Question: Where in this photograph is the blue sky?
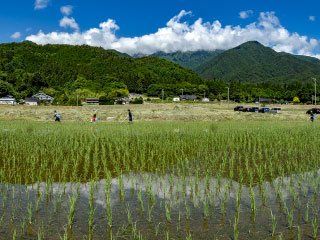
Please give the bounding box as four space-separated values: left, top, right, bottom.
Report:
1 0 320 57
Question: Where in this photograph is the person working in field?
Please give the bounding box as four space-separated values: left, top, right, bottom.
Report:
53 110 61 122
91 111 97 123
128 109 133 123
310 112 315 122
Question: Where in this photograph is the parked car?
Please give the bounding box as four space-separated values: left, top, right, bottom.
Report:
249 107 259 112
259 107 270 113
306 108 320 114
242 107 250 112
234 106 244 111
270 107 282 113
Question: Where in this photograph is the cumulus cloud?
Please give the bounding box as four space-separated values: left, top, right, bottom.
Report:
26 10 320 58
34 0 50 10
59 16 79 31
61 5 73 16
10 32 21 39
239 10 253 19
309 16 316 21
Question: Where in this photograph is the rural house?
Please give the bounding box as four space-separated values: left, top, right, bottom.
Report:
32 93 54 103
200 98 210 102
114 97 131 105
84 98 99 104
0 95 17 105
25 97 38 106
179 95 197 101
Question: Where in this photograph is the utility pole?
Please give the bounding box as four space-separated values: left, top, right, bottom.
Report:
76 92 79 107
204 90 206 98
313 78 317 108
226 87 230 109
181 89 184 96
161 89 164 103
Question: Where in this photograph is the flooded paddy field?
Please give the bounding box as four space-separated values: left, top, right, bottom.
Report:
0 121 319 239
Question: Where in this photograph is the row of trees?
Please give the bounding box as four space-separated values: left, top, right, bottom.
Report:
146 81 319 103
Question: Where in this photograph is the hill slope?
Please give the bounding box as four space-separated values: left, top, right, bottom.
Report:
152 50 223 70
0 42 204 97
195 41 320 83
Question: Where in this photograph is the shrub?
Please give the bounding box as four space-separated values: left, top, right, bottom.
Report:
99 95 114 105
132 97 144 104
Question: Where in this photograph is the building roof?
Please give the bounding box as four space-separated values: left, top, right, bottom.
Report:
86 98 99 101
179 95 197 100
0 96 16 101
257 98 273 102
32 93 54 100
25 97 38 102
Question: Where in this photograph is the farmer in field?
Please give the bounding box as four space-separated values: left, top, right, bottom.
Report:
128 109 133 123
53 110 61 122
91 111 97 123
310 112 315 122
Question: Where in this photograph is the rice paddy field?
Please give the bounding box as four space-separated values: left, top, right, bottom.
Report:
0 118 320 239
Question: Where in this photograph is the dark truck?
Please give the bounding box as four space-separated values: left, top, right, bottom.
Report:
249 107 259 112
306 108 320 114
259 107 270 113
234 106 244 111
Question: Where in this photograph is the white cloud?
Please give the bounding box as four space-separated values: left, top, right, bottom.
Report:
61 5 73 16
309 16 316 21
26 28 32 32
34 0 50 10
59 16 79 31
26 10 320 58
239 10 253 19
10 32 21 39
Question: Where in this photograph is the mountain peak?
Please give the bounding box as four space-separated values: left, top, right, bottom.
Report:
234 41 270 51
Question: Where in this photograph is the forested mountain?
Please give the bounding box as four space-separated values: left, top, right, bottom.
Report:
0 41 204 101
151 50 223 70
1 41 320 104
195 41 320 83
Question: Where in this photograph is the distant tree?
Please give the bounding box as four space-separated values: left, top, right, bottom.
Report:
0 80 14 97
293 96 300 104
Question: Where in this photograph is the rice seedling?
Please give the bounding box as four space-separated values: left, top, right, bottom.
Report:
312 216 318 239
270 210 277 237
297 226 301 240
67 192 78 229
305 203 309 224
0 120 319 239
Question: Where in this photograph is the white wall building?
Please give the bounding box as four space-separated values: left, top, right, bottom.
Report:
201 98 210 102
25 97 38 106
172 97 180 102
0 95 16 105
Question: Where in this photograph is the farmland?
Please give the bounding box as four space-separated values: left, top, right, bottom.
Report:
0 103 314 122
0 110 319 239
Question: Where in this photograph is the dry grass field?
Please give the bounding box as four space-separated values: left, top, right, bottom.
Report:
0 102 314 122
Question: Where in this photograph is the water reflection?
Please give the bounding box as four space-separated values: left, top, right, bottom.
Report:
0 170 319 239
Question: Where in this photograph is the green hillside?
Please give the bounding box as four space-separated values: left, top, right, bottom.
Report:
195 41 320 83
151 50 223 70
0 42 204 101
